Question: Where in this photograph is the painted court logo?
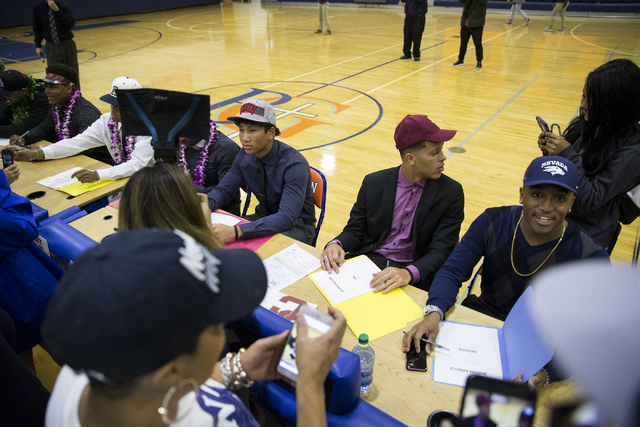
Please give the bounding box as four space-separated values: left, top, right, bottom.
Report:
541 160 567 176
201 83 383 151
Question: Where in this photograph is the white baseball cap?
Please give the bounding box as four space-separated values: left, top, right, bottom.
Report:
100 77 142 106
226 99 276 126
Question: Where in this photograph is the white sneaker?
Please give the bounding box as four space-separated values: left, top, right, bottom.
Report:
543 27 552 32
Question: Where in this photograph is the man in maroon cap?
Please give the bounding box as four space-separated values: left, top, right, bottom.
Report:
320 115 464 291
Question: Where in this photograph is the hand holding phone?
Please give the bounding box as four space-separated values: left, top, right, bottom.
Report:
2 150 14 169
277 304 337 382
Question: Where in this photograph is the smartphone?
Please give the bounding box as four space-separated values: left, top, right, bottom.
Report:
459 376 537 427
277 304 334 382
406 339 428 372
2 150 14 169
536 116 550 133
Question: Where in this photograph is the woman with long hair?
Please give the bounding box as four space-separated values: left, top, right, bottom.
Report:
538 59 640 251
118 163 223 249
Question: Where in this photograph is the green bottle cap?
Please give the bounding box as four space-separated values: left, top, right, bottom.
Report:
358 334 369 345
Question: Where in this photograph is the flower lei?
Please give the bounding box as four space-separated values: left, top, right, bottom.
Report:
108 116 137 165
178 121 218 187
9 75 41 124
53 86 81 141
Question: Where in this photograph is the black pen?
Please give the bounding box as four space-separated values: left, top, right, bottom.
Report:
403 331 450 351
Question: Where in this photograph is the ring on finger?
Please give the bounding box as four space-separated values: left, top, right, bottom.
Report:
322 255 328 260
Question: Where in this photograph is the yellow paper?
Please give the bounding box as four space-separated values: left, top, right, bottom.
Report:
59 179 114 196
336 289 424 341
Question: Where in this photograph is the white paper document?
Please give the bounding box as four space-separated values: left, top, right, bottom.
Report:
309 255 379 305
210 212 241 226
262 243 321 292
432 321 504 387
37 167 82 189
0 138 10 146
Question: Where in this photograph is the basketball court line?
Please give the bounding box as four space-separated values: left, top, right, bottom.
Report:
570 23 638 57
446 76 539 159
343 23 527 104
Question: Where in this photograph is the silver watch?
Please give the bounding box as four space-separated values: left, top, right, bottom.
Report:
423 304 444 322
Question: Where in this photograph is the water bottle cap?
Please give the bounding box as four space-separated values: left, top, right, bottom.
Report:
358 334 369 345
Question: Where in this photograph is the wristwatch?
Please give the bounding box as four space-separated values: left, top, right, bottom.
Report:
422 305 444 322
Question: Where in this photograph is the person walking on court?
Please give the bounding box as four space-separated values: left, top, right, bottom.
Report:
543 0 569 32
33 0 80 87
505 0 530 26
400 0 428 62
452 0 487 70
315 0 331 35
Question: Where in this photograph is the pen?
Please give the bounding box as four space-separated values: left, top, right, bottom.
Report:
19 130 29 139
402 331 450 351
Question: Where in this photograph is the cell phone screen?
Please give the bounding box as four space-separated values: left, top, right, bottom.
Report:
406 339 428 372
2 150 14 169
460 377 536 427
278 313 332 377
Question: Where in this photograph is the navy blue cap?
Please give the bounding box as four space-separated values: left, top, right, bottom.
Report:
523 156 579 194
42 229 267 382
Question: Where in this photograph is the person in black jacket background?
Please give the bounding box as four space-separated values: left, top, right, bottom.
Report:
400 0 428 61
33 0 80 87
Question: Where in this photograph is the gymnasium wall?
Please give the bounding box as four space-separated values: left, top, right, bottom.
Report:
1 0 220 29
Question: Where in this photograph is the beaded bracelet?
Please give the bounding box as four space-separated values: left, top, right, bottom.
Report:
220 348 253 390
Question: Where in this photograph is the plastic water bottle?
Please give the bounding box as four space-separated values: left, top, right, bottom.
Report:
352 333 375 393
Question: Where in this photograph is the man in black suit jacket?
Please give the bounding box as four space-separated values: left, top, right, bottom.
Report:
320 115 464 291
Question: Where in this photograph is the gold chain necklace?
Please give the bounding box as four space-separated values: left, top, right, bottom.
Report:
511 215 566 277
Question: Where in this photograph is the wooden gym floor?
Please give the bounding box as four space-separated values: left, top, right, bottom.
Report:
2 3 639 258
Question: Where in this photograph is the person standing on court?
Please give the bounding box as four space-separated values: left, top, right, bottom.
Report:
505 0 531 26
543 0 569 32
400 0 428 62
315 0 331 35
33 0 80 87
452 0 487 70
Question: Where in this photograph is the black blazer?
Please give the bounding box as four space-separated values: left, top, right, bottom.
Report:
335 166 464 290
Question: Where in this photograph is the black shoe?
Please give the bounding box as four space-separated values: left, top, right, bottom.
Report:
414 57 420 61
476 61 482 70
453 60 464 67
400 55 411 59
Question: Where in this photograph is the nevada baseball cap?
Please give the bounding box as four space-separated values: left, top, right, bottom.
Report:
227 99 277 126
522 156 579 194
394 115 457 150
42 229 267 382
0 70 29 96
99 76 142 106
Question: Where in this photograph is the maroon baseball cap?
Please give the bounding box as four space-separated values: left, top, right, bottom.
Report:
394 115 457 150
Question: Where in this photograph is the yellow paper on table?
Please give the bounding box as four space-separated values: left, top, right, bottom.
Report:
310 259 424 341
59 179 114 196
336 289 424 341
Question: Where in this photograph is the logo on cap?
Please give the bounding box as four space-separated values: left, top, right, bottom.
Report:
174 230 221 293
110 86 118 97
240 103 265 117
541 160 568 176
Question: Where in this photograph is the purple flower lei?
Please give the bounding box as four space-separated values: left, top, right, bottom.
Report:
53 86 81 141
108 116 137 165
178 121 218 187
